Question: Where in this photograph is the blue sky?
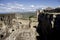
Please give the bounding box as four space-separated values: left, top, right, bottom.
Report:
0 0 60 13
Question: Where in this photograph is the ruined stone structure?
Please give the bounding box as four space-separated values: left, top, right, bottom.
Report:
1 10 60 40
0 13 38 40
0 14 15 27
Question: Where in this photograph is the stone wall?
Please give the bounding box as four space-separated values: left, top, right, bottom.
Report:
0 14 15 28
0 13 38 40
0 13 15 40
5 29 37 40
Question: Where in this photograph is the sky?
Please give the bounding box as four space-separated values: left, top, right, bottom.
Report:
0 0 60 13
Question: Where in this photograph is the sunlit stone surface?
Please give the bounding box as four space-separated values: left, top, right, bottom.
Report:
0 13 38 40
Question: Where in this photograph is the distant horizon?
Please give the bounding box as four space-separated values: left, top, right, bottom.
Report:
0 0 60 13
0 11 36 14
0 7 60 13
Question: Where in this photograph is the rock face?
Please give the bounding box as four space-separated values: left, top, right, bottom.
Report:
0 14 15 40
5 29 37 40
36 10 60 40
16 29 36 40
0 13 38 40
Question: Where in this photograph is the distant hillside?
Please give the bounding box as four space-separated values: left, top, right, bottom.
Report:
0 12 37 20
22 12 37 19
15 12 37 19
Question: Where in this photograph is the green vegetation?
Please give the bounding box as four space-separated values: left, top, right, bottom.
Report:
19 12 37 19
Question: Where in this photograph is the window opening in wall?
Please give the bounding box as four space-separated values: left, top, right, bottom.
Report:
33 26 36 28
19 22 22 24
1 18 3 21
0 35 3 38
12 29 14 31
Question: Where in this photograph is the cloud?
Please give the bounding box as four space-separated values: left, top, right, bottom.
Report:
0 2 48 13
0 3 25 12
0 4 4 6
58 6 60 7
30 5 35 8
